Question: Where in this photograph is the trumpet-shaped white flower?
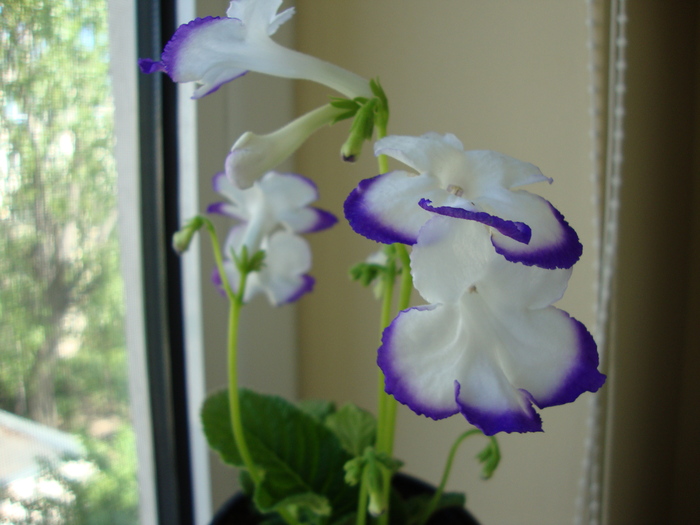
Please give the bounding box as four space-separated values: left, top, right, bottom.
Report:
139 0 371 99
345 132 582 269
209 170 336 305
378 217 605 435
226 104 344 189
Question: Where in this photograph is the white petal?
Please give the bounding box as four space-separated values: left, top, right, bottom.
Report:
374 133 466 177
411 216 494 304
257 231 313 304
465 150 551 193
257 172 318 213
477 256 572 310
226 0 294 36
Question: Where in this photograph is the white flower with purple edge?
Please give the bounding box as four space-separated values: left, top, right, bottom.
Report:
209 170 336 305
379 216 605 435
345 132 582 270
139 0 371 100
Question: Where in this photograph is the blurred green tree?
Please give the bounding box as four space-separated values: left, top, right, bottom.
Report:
0 0 125 428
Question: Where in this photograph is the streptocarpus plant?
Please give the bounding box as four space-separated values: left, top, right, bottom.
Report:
141 1 606 524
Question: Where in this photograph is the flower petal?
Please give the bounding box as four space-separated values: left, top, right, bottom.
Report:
344 172 437 245
279 207 337 234
257 231 314 304
374 133 466 176
464 150 552 192
208 172 247 220
480 190 582 269
258 172 319 212
477 256 572 310
410 216 494 304
378 304 462 420
485 305 605 409
160 16 250 98
379 298 543 434
226 0 294 36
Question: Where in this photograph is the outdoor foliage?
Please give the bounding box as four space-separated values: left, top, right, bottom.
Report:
1 0 138 522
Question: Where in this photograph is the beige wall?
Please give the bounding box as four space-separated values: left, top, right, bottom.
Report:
295 2 596 524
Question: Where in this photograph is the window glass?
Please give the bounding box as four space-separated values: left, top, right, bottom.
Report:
1 1 140 523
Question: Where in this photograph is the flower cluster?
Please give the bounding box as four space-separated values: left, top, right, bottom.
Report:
142 0 604 442
346 133 605 434
208 170 336 305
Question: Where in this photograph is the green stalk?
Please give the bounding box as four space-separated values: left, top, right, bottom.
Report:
203 219 300 525
355 472 370 525
417 430 481 525
201 218 258 482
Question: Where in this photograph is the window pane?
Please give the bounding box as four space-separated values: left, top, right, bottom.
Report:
1 1 141 523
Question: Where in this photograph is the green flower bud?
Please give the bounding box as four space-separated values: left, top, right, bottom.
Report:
172 216 205 254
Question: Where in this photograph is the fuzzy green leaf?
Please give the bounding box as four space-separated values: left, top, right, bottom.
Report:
324 403 377 457
297 399 336 422
201 389 357 518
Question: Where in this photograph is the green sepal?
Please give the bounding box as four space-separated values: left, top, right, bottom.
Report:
332 110 360 124
329 97 361 110
476 436 501 480
340 98 378 161
343 457 364 486
369 78 389 132
232 245 266 275
349 263 386 287
247 249 267 273
325 403 377 457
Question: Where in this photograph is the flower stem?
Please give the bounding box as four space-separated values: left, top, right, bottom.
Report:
226 293 261 484
418 430 482 525
203 218 300 525
355 471 370 525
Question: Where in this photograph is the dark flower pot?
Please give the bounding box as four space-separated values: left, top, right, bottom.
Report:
210 473 480 525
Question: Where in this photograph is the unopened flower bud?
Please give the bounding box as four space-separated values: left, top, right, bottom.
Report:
172 216 205 254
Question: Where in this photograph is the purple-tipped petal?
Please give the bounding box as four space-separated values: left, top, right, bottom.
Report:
456 382 543 435
419 198 532 245
344 173 436 245
206 201 239 218
278 274 315 305
302 207 338 233
379 305 461 420
533 316 606 408
138 58 166 74
485 194 582 269
144 16 250 99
